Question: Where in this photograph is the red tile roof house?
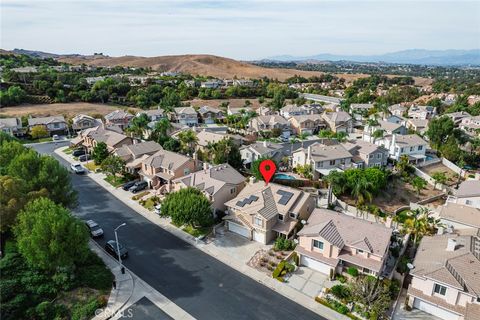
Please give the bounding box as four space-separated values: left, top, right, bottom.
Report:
295 209 392 277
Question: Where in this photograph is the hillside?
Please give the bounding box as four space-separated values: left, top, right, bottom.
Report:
57 53 369 82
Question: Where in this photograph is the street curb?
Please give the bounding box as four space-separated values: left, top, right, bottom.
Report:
55 146 346 320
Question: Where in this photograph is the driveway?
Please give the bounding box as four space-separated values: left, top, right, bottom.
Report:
32 142 325 320
285 267 328 298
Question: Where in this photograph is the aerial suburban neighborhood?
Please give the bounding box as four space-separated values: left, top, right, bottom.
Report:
1 1 480 320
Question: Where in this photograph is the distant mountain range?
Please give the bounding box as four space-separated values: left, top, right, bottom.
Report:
266 49 480 66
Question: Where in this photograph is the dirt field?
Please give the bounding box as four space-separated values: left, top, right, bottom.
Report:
421 163 459 186
0 103 139 118
340 178 444 214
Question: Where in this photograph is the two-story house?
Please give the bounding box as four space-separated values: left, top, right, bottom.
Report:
446 180 480 209
27 115 68 136
72 114 101 132
137 108 165 123
75 124 133 153
408 105 437 120
139 149 198 193
322 111 353 133
438 202 480 234
114 141 163 174
292 142 354 179
350 103 375 124
295 209 392 276
248 115 290 138
104 110 134 130
389 104 408 117
280 104 323 119
363 120 407 143
239 141 284 168
459 116 480 137
0 117 24 137
444 111 472 125
406 234 480 320
288 114 326 136
172 107 198 127
227 106 253 116
224 181 315 244
173 163 246 214
375 134 428 163
342 140 389 168
198 106 224 124
407 118 430 135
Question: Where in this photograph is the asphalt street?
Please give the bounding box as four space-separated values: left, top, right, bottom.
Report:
31 141 326 320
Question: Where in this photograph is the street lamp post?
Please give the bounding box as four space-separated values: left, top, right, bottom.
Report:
114 223 126 274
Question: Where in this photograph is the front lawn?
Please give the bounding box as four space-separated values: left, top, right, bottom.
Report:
182 225 211 238
63 147 73 154
84 162 101 172
104 175 127 187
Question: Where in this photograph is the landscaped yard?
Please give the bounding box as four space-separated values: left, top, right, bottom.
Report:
84 162 101 172
63 147 73 154
104 175 128 187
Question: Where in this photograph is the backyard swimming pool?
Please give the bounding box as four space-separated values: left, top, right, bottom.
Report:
274 173 296 180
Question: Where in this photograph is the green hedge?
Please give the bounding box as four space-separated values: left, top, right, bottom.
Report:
272 261 286 278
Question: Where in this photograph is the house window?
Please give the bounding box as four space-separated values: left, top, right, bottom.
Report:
317 162 323 168
254 217 262 226
369 154 373 159
230 187 236 194
329 160 336 165
313 240 324 250
410 147 414 152
278 214 284 221
433 284 447 296
466 200 473 205
418 145 423 151
400 148 404 153
377 153 381 159
358 249 364 254
289 212 297 219
53 123 60 128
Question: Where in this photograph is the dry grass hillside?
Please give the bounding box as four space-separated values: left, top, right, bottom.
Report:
58 54 372 82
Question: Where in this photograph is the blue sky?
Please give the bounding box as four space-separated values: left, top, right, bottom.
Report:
1 0 479 60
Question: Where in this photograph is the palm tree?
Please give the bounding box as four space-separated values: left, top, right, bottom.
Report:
351 176 373 206
150 118 172 142
128 113 150 139
411 176 427 195
372 129 385 143
178 130 198 155
404 207 442 246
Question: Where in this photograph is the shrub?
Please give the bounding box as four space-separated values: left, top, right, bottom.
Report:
275 277 285 282
330 284 351 301
284 262 295 273
274 236 296 251
272 261 286 278
291 252 299 265
347 267 359 277
336 274 347 283
71 297 101 320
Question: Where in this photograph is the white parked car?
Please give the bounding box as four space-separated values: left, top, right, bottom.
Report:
85 220 104 238
154 204 162 214
70 163 85 174
52 134 60 141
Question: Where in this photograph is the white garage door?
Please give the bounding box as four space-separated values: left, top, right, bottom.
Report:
300 256 332 275
228 222 250 238
413 298 461 320
252 230 266 243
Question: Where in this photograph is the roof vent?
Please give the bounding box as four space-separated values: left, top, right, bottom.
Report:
447 238 457 251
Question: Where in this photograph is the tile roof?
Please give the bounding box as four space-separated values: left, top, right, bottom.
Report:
342 140 385 156
174 163 245 197
305 142 353 162
240 141 283 156
455 180 480 198
387 134 428 147
115 141 162 158
0 118 21 128
439 203 480 229
225 182 311 220
254 115 289 126
298 209 392 257
28 115 66 126
323 111 352 124
174 106 197 115
411 234 480 297
143 149 193 171
196 130 227 147
198 105 222 115
104 110 133 121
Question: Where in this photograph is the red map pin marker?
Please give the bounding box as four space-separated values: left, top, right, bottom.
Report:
259 159 276 185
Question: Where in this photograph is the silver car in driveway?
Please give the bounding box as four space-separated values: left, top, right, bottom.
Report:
85 220 104 238
70 163 85 174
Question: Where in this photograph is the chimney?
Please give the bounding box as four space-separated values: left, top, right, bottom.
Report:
446 238 457 251
391 134 396 154
263 140 268 148
307 146 312 163
203 162 208 172
249 176 256 185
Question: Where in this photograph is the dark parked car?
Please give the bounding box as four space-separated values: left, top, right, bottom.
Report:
78 154 90 162
122 180 137 191
72 149 86 157
129 181 148 193
85 220 104 238
105 240 128 259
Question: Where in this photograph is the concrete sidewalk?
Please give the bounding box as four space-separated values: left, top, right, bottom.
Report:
56 147 346 320
89 240 194 320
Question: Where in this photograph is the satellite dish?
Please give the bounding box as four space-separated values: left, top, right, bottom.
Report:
407 263 415 270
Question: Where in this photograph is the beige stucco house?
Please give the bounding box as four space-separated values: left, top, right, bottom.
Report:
295 209 392 277
224 181 315 244
73 124 133 153
114 141 163 174
447 180 480 209
406 234 480 320
172 163 245 214
288 114 326 136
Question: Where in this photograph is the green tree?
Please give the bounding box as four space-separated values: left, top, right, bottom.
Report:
159 87 181 111
160 187 213 227
425 116 455 150
204 138 243 169
100 155 125 177
404 207 442 246
431 172 447 190
128 113 149 138
440 136 461 162
295 164 312 179
411 176 427 195
325 171 347 195
350 175 373 206
30 125 49 140
395 154 412 175
92 142 109 165
177 130 198 155
351 276 392 317
14 198 89 272
150 118 172 143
